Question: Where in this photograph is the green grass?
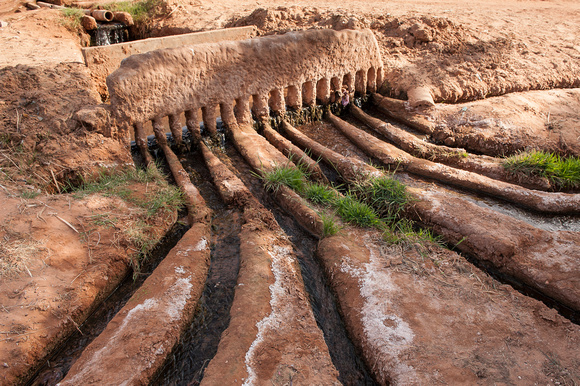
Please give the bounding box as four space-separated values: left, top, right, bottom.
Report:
304 183 337 205
260 164 307 193
335 194 381 228
20 190 40 199
104 0 164 24
503 150 580 189
60 8 85 33
72 165 183 279
320 212 341 237
259 163 439 246
350 175 409 223
73 165 183 215
384 218 442 246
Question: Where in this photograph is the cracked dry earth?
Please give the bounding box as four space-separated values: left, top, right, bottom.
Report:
1 0 580 385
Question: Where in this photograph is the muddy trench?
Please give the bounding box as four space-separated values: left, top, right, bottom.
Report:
304 107 580 323
27 221 190 385
32 98 580 385
154 143 375 384
21 26 577 386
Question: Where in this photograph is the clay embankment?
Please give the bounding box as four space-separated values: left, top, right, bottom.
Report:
0 189 175 385
59 222 211 385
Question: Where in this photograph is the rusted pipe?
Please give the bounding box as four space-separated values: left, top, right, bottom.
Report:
37 1 65 9
407 86 435 108
92 9 114 22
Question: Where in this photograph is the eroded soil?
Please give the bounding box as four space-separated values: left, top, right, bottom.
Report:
1 0 580 384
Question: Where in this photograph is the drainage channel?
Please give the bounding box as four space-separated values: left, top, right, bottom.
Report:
153 146 241 385
221 142 377 385
27 220 189 386
312 109 580 325
151 136 376 385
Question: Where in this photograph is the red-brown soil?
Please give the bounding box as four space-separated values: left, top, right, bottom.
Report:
1 0 580 384
318 228 580 385
0 188 174 384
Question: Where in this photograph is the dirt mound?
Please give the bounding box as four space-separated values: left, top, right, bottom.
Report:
0 63 131 194
226 6 373 34
227 6 580 103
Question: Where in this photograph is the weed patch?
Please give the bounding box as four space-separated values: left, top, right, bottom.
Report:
350 175 409 223
74 165 183 216
383 218 442 246
259 163 438 246
260 164 307 193
304 183 337 205
320 212 341 237
104 0 163 22
104 0 167 38
60 8 85 34
335 195 381 228
503 150 580 189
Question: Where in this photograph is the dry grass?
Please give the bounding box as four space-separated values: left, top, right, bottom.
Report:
0 236 46 278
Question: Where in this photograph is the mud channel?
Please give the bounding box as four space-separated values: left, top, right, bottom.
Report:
27 100 580 385
1 7 580 385
155 142 374 385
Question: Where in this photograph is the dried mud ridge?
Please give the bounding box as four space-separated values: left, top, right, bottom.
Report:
21 29 580 385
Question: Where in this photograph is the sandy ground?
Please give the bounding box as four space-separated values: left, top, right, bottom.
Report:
1 0 580 384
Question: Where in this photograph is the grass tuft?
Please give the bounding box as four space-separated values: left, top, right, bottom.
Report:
73 165 183 215
351 175 409 223
503 150 580 189
304 183 337 205
104 0 163 22
320 212 341 238
72 165 183 278
384 218 442 246
260 164 307 193
335 194 381 228
260 161 439 248
60 8 85 33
